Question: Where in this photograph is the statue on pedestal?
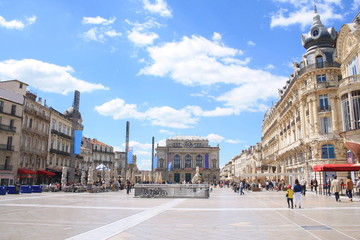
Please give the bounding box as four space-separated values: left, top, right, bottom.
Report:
192 166 201 184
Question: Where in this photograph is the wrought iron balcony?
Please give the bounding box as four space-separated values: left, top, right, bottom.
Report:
0 124 16 132
0 165 13 170
298 62 340 76
0 144 14 151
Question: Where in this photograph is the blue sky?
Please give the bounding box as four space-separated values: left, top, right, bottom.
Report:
0 0 358 170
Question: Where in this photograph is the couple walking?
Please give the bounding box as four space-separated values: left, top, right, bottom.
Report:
286 179 303 209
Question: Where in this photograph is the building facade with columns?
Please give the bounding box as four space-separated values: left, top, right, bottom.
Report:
261 7 347 185
155 136 220 183
337 13 360 164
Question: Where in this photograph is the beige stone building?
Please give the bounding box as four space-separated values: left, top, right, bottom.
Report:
262 8 347 185
47 108 73 182
19 91 51 184
337 13 360 164
155 136 220 183
0 80 27 185
233 144 262 182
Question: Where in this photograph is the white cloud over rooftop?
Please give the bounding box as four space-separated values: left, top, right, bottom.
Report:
0 59 109 95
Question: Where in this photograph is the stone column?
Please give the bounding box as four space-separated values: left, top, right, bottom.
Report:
330 95 338 133
308 100 315 134
312 98 319 133
348 92 355 130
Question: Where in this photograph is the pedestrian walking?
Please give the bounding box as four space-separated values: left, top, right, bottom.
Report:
293 179 302 208
346 176 354 202
300 177 306 196
286 185 294 209
239 180 245 195
313 178 318 194
331 176 341 202
126 179 131 194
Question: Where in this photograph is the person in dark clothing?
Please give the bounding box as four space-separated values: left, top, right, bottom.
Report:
126 180 131 194
293 179 302 208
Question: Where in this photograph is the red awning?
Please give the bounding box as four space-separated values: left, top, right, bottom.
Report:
313 164 360 172
37 170 56 176
18 169 36 175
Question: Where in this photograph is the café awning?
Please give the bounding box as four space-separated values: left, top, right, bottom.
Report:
313 164 360 172
37 170 56 176
18 169 36 175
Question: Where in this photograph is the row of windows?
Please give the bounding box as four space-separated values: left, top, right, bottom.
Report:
0 101 18 115
52 119 71 135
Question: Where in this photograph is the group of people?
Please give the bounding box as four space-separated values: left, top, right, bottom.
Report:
286 179 304 209
286 176 359 209
329 176 358 202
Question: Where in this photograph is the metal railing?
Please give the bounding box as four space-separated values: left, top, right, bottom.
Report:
0 144 14 151
0 165 13 170
298 62 340 76
0 124 16 132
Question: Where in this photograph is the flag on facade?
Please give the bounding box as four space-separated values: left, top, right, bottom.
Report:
153 156 158 169
127 148 133 164
73 130 82 154
205 154 209 169
168 153 172 171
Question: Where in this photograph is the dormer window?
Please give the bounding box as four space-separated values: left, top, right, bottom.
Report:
316 56 324 68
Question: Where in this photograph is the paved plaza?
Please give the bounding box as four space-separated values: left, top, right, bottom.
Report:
0 187 360 240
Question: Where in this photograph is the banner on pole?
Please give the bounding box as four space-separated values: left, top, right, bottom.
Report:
127 148 133 164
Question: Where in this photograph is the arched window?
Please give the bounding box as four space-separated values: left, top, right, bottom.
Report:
322 144 335 158
196 155 203 168
174 154 181 169
316 56 324 68
185 155 192 168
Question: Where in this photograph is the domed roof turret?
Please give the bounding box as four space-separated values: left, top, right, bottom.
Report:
301 4 337 51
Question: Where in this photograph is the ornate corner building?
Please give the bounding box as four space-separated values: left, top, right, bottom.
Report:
155 136 220 183
261 9 360 185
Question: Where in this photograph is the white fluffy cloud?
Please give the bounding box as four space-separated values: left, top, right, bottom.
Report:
0 15 36 30
96 33 286 128
270 0 344 29
95 98 199 129
82 16 121 43
126 19 161 46
140 34 286 112
143 0 172 18
0 59 109 95
82 16 116 25
128 30 159 46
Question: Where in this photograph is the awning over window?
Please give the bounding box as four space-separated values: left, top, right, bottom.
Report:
313 164 360 172
37 170 56 176
18 169 36 175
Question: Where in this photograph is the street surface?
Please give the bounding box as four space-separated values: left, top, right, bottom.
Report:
0 187 359 240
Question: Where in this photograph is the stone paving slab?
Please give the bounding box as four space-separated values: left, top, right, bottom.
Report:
0 188 359 240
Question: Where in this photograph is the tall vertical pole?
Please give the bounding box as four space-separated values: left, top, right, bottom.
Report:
68 90 81 184
124 121 130 180
151 137 154 172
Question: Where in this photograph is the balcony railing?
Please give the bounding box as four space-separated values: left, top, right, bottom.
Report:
93 149 114 154
339 74 360 88
24 107 50 121
298 62 340 76
318 106 331 112
50 148 70 156
0 124 16 132
0 144 14 151
51 129 72 140
0 165 13 170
